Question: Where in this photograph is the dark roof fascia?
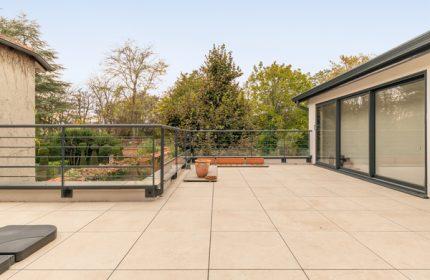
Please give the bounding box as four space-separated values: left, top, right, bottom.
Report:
292 31 430 103
0 37 53 71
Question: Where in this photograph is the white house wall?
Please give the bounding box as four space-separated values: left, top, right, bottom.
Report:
307 51 430 195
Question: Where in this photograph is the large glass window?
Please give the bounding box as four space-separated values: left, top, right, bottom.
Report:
316 102 336 166
375 79 425 187
340 94 369 173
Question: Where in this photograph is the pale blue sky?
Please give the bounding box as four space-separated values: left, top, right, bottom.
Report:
2 0 430 93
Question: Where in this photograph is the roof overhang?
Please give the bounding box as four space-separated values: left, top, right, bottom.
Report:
0 36 53 71
292 31 430 103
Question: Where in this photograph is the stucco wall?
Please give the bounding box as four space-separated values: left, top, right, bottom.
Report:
0 45 37 183
307 51 430 194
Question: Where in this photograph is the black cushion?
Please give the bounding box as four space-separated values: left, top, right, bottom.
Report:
0 225 57 261
0 255 14 274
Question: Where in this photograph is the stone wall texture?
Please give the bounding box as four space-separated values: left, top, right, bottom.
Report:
0 45 37 183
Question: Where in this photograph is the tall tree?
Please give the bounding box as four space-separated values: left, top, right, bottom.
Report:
102 40 167 124
157 71 205 128
200 44 251 130
66 88 93 124
158 44 251 130
87 76 120 124
245 62 313 130
312 54 372 85
0 14 70 123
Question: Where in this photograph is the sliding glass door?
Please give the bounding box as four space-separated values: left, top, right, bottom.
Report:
316 74 426 192
375 78 425 187
340 94 369 173
316 102 336 166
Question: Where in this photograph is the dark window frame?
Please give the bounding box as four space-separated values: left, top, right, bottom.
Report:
314 70 427 197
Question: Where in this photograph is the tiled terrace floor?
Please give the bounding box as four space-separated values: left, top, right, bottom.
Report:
1 165 430 279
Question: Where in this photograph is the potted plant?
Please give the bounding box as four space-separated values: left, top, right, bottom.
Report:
195 158 211 178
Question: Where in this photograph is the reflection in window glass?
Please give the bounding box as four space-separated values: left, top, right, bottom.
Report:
316 102 336 166
375 79 425 187
340 94 369 173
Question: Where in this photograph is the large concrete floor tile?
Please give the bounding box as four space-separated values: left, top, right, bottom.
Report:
148 210 211 232
353 232 430 269
322 211 407 232
179 182 214 188
0 211 49 227
391 195 430 212
164 197 212 210
377 210 430 231
305 270 408 279
82 210 156 232
323 185 382 197
210 232 299 269
11 232 72 269
0 270 17 280
119 231 209 269
259 197 312 211
400 270 430 280
304 197 365 211
213 197 262 210
214 187 254 198
209 270 308 280
27 232 139 269
282 231 390 269
287 185 337 197
8 270 111 280
172 186 213 198
214 181 249 188
9 202 68 211
0 203 22 211
212 210 275 231
60 202 114 211
268 210 340 232
110 201 166 211
348 197 416 211
251 187 295 197
30 210 102 232
110 270 207 280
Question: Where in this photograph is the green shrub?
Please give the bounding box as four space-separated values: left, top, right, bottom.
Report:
78 142 87 166
36 128 123 166
90 145 98 165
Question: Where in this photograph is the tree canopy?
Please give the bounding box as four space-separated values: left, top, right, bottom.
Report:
312 54 372 85
0 14 374 131
246 62 313 130
158 44 252 130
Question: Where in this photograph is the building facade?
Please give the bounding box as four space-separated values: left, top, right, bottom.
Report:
0 35 51 183
293 32 430 197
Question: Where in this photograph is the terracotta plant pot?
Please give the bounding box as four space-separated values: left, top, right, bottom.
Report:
195 159 211 178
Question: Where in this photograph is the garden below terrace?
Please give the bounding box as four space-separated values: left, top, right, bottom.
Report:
0 124 309 197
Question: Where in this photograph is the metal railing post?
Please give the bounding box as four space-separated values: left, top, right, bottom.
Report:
282 131 287 163
250 132 253 157
159 126 165 195
152 130 155 188
60 126 71 197
174 129 178 175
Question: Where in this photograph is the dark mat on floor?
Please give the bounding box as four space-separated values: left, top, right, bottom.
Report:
0 225 57 262
0 255 14 274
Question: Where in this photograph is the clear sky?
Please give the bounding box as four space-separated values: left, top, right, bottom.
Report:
2 0 430 94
